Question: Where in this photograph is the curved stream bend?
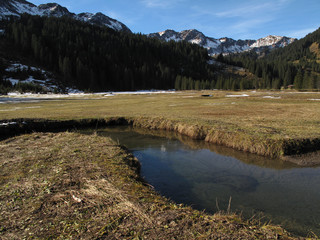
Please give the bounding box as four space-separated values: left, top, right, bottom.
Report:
85 126 320 237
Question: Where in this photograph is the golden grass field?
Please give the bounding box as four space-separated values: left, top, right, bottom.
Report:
1 90 320 160
1 90 320 139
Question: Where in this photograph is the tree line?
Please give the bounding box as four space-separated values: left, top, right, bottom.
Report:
1 14 218 91
2 14 318 92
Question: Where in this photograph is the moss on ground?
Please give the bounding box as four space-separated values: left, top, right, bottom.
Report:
0 132 298 239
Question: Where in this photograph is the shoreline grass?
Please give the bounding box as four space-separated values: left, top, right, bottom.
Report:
1 116 319 166
0 132 296 239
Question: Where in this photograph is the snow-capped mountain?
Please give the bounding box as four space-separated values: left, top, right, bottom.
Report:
0 0 131 33
0 0 42 16
75 12 130 32
38 3 73 18
250 35 295 48
149 29 296 55
0 0 295 54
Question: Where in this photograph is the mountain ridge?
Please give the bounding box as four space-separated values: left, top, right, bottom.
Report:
0 0 131 33
0 0 298 55
149 29 296 55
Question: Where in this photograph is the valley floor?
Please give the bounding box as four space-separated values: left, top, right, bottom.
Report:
1 90 319 238
1 90 320 162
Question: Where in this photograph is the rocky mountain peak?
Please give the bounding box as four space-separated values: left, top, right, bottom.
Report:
76 12 131 33
250 35 296 49
180 29 206 44
159 29 178 36
38 3 73 17
0 0 131 33
0 0 39 17
149 29 296 55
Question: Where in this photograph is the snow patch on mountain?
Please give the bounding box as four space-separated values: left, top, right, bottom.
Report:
5 63 57 91
3 62 84 93
76 12 94 21
204 39 220 49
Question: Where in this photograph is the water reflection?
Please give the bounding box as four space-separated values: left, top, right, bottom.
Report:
82 126 320 236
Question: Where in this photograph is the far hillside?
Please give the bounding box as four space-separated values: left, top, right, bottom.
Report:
1 14 318 93
221 27 320 90
0 14 267 93
0 14 220 92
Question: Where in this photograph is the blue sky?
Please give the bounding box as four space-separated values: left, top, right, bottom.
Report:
31 0 319 40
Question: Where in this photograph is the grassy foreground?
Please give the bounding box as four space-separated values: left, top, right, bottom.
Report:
0 90 320 161
0 132 296 239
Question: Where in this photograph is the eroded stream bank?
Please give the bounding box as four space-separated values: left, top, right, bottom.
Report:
1 117 320 166
83 126 320 236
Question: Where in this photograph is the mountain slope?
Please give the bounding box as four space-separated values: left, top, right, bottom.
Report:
149 29 296 55
0 0 42 16
223 27 320 89
0 0 131 33
2 14 215 92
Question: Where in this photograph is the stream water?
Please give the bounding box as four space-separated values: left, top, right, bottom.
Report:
83 126 320 236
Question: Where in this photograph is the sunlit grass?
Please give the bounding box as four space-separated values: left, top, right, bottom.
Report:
1 90 319 140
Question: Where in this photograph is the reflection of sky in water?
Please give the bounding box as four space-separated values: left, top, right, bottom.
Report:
90 127 320 236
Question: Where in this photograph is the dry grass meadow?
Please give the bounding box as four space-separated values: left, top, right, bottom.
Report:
1 90 320 140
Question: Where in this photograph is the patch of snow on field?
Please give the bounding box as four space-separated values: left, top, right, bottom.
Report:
111 90 175 95
204 102 237 106
0 90 176 103
262 96 281 99
0 122 17 126
104 93 115 97
308 99 320 101
225 94 249 98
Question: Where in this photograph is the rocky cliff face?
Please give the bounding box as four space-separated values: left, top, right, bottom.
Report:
149 29 296 55
0 0 132 33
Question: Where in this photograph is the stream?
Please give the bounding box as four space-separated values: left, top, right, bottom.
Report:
82 126 320 236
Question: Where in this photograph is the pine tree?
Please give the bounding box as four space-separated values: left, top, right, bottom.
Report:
294 70 303 90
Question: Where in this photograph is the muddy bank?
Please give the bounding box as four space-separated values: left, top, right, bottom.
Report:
1 117 319 165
